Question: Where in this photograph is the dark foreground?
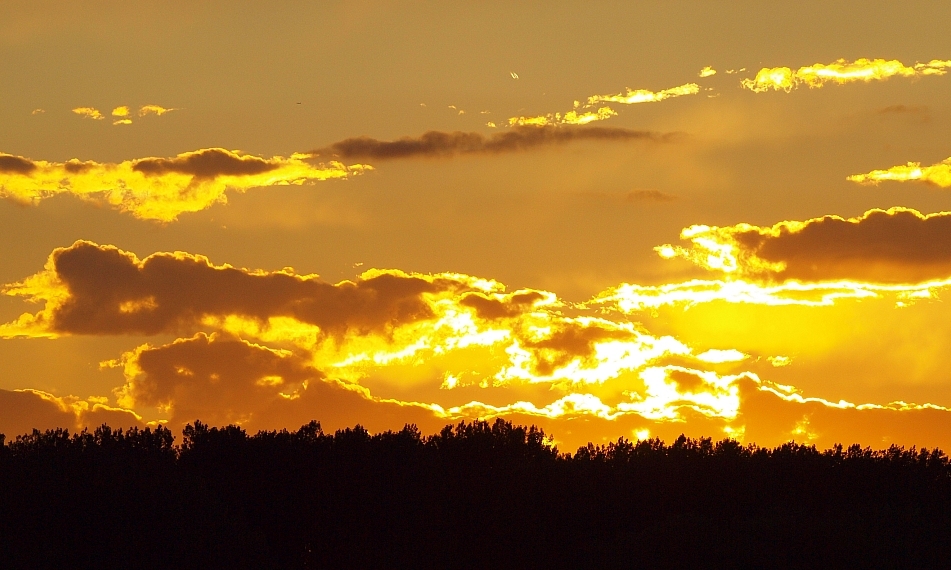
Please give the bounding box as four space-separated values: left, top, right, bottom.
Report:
1 420 949 569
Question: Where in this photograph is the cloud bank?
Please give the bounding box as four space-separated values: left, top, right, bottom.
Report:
5 241 951 450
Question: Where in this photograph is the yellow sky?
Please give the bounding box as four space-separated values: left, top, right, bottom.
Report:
3 1 951 451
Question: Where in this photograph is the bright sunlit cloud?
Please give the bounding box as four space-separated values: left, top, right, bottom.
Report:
848 157 951 188
507 81 700 127
741 58 951 93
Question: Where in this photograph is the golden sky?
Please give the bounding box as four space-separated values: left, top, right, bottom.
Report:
3 1 951 451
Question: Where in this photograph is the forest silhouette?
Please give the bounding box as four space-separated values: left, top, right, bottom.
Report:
2 419 950 569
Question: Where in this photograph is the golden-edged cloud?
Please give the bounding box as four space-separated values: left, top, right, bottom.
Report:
113 332 322 425
0 148 369 221
108 332 448 435
848 157 951 188
508 81 700 127
741 58 951 93
654 208 951 284
313 126 680 161
1 240 457 337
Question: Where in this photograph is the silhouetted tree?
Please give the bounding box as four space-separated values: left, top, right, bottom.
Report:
1 420 949 569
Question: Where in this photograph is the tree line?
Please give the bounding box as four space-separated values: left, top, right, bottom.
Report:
1 419 949 569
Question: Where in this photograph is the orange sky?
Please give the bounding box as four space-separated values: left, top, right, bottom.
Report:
3 1 951 451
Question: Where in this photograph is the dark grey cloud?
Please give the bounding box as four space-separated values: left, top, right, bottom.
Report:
312 126 682 161
132 148 280 178
0 154 37 174
39 241 474 336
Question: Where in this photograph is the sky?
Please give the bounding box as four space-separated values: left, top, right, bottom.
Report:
3 0 951 451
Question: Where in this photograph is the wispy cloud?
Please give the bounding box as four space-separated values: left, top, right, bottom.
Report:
313 126 681 161
0 148 370 221
741 58 951 93
508 81 700 127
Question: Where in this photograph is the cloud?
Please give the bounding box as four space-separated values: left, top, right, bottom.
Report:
313 126 678 161
654 207 951 284
627 189 676 202
508 81 700 127
585 82 700 106
0 153 37 174
114 332 321 425
741 58 951 93
2 240 462 337
111 106 132 125
0 388 142 438
0 148 370 221
72 107 104 120
878 104 929 116
138 105 176 117
509 107 618 127
112 332 446 433
133 148 282 177
848 157 951 188
733 375 951 451
593 278 942 313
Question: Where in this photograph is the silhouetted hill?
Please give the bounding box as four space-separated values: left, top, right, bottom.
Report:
1 420 949 569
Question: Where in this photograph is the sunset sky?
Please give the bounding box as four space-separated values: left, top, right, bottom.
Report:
3 1 951 451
